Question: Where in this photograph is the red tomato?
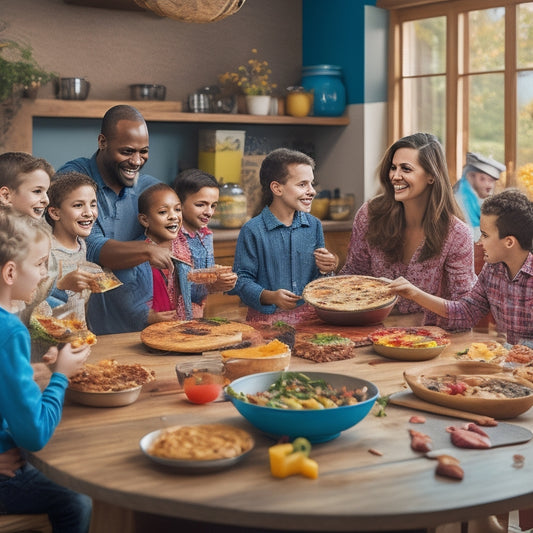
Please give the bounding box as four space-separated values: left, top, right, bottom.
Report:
183 375 222 404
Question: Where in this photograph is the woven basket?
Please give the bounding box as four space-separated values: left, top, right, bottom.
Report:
133 0 246 23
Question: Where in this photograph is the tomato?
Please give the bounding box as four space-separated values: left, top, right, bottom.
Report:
445 382 468 395
183 374 222 404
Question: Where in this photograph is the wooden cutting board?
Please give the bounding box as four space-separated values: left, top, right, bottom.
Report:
407 412 532 450
389 389 499 424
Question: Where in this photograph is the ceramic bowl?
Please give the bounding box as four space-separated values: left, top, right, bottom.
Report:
226 371 379 443
313 298 397 326
66 385 142 407
404 361 533 419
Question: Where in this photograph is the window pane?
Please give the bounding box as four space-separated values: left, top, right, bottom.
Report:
402 17 446 76
467 73 504 163
518 3 533 69
517 71 533 167
468 8 505 73
402 76 445 143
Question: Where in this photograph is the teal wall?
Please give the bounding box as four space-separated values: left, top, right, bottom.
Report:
302 0 387 105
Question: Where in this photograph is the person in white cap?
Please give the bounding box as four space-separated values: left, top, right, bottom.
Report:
453 152 506 240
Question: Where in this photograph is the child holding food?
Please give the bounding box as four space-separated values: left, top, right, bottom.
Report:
389 189 533 345
229 148 338 324
173 168 237 317
0 207 92 532
138 183 194 320
45 171 100 309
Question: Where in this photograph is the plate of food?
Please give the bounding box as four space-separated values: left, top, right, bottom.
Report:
369 327 450 361
140 423 254 473
186 265 233 284
404 361 533 419
302 275 397 326
67 359 155 407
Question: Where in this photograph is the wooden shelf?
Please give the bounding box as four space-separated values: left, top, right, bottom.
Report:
26 99 350 126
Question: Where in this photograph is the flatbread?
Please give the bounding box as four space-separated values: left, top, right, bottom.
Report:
140 319 258 353
303 275 396 312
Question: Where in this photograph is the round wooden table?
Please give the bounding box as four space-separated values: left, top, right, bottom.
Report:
29 318 533 533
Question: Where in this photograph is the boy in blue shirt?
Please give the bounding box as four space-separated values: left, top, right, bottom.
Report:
0 208 92 531
230 148 338 324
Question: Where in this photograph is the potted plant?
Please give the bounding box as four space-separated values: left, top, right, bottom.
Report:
219 49 277 115
0 37 56 145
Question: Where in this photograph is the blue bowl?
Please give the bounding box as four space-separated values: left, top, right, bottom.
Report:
226 371 379 443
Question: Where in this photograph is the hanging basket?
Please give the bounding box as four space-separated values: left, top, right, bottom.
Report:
133 0 246 23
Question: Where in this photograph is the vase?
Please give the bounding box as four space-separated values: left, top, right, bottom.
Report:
245 95 271 116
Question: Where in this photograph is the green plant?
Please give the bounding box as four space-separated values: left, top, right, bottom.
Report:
0 40 56 102
219 48 277 96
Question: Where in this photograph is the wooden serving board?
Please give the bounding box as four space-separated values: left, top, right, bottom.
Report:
407 412 532 450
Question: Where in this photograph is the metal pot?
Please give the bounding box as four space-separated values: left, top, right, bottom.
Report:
129 84 166 101
56 78 90 100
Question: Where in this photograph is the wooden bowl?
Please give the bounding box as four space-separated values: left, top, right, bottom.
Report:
404 362 533 419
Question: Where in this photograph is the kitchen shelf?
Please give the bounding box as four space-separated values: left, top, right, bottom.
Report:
26 99 350 126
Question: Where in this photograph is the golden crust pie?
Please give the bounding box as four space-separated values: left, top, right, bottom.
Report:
69 359 155 392
140 319 259 353
148 424 254 461
303 275 396 312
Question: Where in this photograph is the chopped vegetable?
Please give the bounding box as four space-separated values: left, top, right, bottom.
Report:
269 438 318 479
226 372 369 409
309 333 353 346
374 395 389 417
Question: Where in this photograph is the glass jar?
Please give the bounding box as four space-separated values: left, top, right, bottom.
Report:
301 65 346 117
285 86 313 117
210 183 248 229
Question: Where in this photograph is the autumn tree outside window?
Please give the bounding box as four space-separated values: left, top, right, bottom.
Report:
382 0 533 187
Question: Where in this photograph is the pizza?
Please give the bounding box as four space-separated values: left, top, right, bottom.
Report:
69 359 155 392
87 270 122 293
140 318 260 353
369 327 450 349
302 275 396 312
148 424 254 461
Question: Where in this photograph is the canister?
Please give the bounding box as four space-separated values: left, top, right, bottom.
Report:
210 183 248 229
285 86 313 117
301 65 346 117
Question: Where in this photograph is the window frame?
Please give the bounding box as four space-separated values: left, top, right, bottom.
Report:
382 0 526 183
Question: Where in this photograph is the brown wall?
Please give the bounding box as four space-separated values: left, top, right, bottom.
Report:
1 0 302 103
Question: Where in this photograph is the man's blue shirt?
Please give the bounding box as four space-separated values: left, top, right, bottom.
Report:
57 153 160 333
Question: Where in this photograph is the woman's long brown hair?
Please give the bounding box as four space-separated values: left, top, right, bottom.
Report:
366 132 464 263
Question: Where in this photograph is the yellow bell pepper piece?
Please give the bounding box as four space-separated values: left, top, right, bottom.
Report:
268 443 319 479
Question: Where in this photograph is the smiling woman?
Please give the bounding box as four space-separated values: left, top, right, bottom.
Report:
339 132 476 329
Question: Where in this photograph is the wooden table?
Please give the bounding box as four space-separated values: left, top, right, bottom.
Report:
29 318 533 533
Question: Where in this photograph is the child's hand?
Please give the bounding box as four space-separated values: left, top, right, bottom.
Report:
0 447 25 478
147 309 178 325
42 345 59 366
388 276 419 300
261 289 301 310
314 248 338 274
57 269 97 293
209 271 238 293
55 343 91 378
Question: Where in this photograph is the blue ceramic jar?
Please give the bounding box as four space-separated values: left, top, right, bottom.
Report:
301 65 346 117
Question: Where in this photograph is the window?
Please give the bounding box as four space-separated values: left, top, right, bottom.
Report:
384 0 533 186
